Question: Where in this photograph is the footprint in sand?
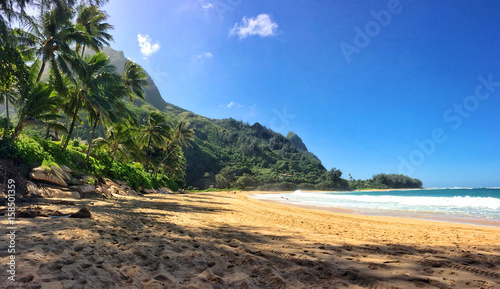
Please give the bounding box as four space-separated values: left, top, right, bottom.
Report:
18 275 34 283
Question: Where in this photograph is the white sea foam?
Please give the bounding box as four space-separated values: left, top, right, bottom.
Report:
253 189 500 220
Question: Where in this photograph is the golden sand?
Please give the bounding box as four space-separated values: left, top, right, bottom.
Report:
1 191 499 288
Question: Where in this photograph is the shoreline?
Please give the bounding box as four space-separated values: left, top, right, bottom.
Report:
2 191 499 288
247 190 500 228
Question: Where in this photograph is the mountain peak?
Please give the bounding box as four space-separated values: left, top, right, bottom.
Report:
286 131 308 152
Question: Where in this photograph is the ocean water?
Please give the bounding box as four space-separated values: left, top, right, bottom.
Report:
252 188 500 226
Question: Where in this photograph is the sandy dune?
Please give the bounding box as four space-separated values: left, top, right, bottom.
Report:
1 191 500 288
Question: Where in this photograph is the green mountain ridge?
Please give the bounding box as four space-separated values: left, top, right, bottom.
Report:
103 47 330 189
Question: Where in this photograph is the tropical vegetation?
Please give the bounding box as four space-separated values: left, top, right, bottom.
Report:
0 0 192 190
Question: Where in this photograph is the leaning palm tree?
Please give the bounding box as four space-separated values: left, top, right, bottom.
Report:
138 112 171 170
153 119 194 176
12 82 62 140
62 52 121 152
84 91 136 162
75 4 113 57
17 3 86 83
84 60 148 161
122 59 148 102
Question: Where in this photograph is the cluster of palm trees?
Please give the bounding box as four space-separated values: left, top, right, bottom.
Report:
1 0 194 181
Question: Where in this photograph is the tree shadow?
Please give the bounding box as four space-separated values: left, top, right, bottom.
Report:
2 193 499 289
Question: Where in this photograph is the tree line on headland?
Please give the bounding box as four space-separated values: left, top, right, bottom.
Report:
0 0 423 192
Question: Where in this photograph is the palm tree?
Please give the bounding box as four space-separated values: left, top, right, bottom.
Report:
0 89 17 129
75 4 113 58
122 59 148 102
84 59 147 162
1 27 29 130
139 112 171 170
93 125 142 162
12 82 62 140
153 119 194 176
61 52 120 152
17 2 86 83
172 119 195 148
84 92 136 162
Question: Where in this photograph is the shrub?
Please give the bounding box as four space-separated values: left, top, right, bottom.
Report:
14 135 50 165
297 182 316 190
234 175 255 190
277 181 297 191
5 133 179 191
0 137 16 159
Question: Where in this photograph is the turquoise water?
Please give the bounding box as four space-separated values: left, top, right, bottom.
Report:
253 188 500 226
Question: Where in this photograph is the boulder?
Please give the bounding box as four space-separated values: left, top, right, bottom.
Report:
142 188 157 194
115 180 128 186
50 165 71 181
60 165 73 173
70 207 91 218
96 186 111 198
124 189 138 196
69 185 96 194
26 181 40 195
158 187 173 194
109 185 119 194
30 167 68 187
40 186 81 199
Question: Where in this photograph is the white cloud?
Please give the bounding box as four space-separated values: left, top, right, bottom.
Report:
193 52 213 62
229 14 278 39
227 101 234 108
200 52 213 59
202 3 214 9
137 34 160 59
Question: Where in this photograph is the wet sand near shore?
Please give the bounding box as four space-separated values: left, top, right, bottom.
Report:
1 191 499 288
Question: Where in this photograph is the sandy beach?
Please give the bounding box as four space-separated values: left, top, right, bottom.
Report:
1 191 500 289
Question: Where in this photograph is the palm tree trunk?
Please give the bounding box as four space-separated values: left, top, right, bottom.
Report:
86 117 99 163
62 102 81 152
61 115 70 145
4 95 9 129
45 126 50 139
153 143 176 176
36 61 46 83
81 45 86 58
146 135 153 172
12 122 23 140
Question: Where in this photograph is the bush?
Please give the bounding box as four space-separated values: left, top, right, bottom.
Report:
5 133 180 191
276 181 297 191
215 174 228 189
14 135 51 165
0 137 16 158
297 182 316 190
234 175 255 190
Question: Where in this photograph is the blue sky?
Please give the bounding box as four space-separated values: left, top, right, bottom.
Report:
102 0 500 188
